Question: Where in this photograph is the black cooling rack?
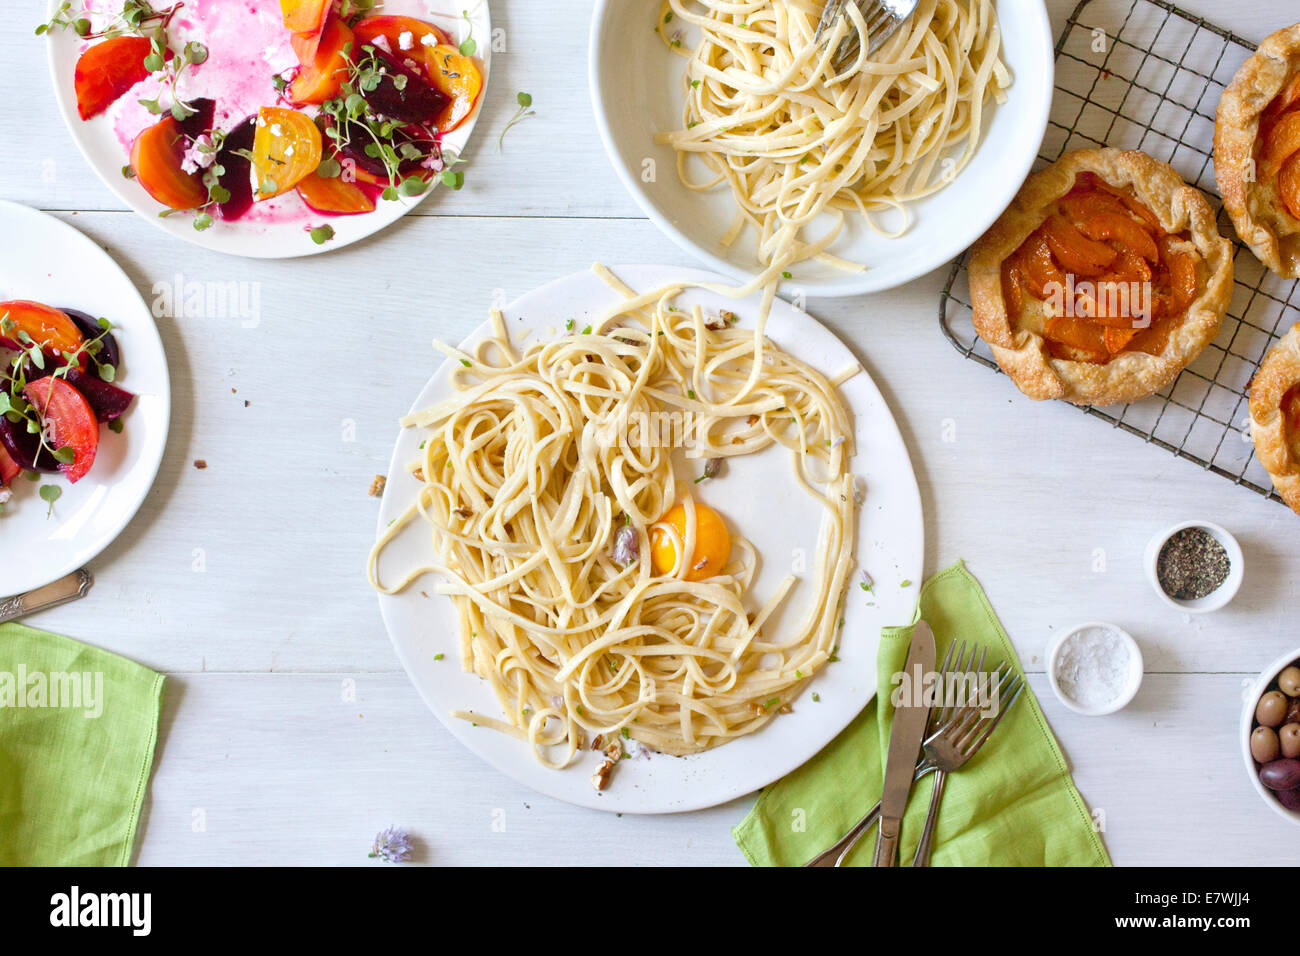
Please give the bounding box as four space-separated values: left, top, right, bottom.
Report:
939 0 1298 504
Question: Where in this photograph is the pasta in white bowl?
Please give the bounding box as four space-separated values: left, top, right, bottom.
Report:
589 0 1054 296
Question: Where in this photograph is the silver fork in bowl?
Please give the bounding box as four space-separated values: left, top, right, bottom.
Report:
813 0 920 70
803 636 970 868
910 659 1025 867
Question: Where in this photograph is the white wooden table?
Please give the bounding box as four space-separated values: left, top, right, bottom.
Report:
4 0 1298 866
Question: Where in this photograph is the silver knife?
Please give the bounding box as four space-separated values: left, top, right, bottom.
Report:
872 619 936 867
0 570 94 624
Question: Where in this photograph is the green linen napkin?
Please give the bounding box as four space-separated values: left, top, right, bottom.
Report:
0 623 164 866
734 561 1110 867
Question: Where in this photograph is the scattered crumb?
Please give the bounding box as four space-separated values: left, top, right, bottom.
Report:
193 459 207 470
369 475 387 497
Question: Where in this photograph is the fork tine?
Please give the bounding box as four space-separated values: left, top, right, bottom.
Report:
934 639 963 727
927 639 956 731
963 676 1026 757
865 16 906 57
953 662 1014 751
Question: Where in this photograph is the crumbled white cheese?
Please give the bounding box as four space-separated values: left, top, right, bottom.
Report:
371 34 392 53
398 30 414 51
270 123 283 137
420 32 437 47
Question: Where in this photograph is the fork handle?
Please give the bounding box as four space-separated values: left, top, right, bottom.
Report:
803 801 881 867
801 764 933 867
910 769 948 867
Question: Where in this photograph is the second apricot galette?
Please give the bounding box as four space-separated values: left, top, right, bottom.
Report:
1215 20 1300 278
969 148 1234 406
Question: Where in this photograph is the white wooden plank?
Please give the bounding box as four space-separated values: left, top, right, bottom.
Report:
131 672 1297 865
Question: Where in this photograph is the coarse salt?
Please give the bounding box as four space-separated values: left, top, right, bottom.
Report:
1053 626 1132 709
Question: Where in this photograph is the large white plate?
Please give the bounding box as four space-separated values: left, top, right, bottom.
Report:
0 201 170 597
45 0 491 259
588 0 1054 297
373 265 924 813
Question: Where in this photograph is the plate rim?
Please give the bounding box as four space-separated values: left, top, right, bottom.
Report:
43 0 492 260
0 199 172 597
586 0 1055 297
373 264 925 813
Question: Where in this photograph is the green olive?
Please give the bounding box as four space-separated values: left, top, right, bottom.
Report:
1280 666 1300 698
1252 725 1281 763
1280 724 1300 760
1258 691 1289 728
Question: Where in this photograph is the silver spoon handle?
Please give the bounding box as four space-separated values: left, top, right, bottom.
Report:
0 570 94 624
910 769 948 867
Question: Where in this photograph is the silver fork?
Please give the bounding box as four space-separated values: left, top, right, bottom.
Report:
813 0 920 70
803 636 970 868
910 659 1025 867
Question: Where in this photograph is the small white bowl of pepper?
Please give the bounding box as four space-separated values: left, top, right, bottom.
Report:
1144 521 1243 614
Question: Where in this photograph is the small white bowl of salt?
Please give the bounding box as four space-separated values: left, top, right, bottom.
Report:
1046 622 1144 716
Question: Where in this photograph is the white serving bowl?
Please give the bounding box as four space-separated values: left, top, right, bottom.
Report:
588 0 1055 297
1045 622 1143 717
1143 521 1244 614
1240 648 1300 827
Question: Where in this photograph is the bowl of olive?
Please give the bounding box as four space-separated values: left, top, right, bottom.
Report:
1243 650 1300 824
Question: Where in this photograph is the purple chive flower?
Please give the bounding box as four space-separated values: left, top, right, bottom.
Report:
613 524 639 566
370 826 414 863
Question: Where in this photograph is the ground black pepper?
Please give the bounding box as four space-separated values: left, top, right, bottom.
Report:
1157 528 1230 601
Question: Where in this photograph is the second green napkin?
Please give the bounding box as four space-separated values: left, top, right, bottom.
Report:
0 622 164 866
733 561 1110 867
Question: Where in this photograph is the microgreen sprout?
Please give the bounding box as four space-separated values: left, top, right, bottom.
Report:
37 0 181 40
497 92 535 152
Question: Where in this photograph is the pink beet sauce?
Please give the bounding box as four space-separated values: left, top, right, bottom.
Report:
97 0 319 224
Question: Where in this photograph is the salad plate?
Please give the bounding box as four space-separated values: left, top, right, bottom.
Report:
372 265 925 813
0 201 169 597
44 0 491 258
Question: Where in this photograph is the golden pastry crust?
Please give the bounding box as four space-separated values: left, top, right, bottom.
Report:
1249 322 1300 514
1215 21 1300 278
969 148 1234 406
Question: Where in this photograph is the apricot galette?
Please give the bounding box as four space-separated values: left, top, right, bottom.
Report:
969 149 1234 406
1250 322 1300 515
1215 21 1300 278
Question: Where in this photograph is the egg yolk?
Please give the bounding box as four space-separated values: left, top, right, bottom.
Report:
650 501 732 581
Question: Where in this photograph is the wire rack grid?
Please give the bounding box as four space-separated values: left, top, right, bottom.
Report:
939 0 1299 505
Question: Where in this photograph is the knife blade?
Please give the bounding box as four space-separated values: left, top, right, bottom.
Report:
0 570 94 624
872 619 936 866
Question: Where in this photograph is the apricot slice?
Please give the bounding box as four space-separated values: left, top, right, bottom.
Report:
1042 215 1116 276
1044 339 1110 365
1260 112 1300 183
1019 234 1066 299
1080 211 1159 262
1158 236 1199 313
1104 327 1139 353
1044 315 1108 353
1280 153 1300 221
